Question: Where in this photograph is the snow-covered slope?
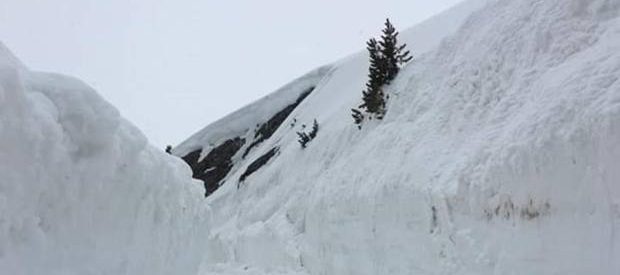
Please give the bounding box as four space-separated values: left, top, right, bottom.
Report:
176 0 620 274
3 0 620 273
0 43 208 274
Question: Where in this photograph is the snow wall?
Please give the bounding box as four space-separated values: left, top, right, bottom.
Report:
178 0 620 274
0 43 209 275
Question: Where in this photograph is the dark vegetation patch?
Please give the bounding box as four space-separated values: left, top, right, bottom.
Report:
520 198 551 221
242 87 315 158
297 119 319 149
483 196 551 222
181 137 245 197
430 206 438 234
239 147 279 183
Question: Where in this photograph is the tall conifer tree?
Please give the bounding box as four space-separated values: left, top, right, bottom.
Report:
352 18 412 127
359 38 385 115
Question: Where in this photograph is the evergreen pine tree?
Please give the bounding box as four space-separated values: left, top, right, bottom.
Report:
297 132 310 149
351 108 364 129
360 38 385 115
297 120 320 149
380 19 412 83
309 119 319 139
352 18 412 127
380 19 399 83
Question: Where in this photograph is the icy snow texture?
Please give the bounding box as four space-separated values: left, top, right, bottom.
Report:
0 44 208 274
183 0 620 274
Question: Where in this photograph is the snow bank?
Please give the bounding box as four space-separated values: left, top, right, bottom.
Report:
0 44 208 275
184 0 620 274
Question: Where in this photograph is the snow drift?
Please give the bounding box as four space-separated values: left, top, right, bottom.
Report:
176 0 620 274
0 43 208 274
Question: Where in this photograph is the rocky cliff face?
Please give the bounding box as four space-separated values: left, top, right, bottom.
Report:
182 137 246 196
177 86 317 196
172 66 331 197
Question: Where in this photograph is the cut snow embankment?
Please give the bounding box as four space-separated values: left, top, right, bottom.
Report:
187 0 620 274
0 43 208 275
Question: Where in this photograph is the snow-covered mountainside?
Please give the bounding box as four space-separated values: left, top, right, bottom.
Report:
2 0 620 274
175 0 620 274
173 66 332 196
0 44 208 274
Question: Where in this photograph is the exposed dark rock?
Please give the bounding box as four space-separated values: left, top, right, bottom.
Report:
178 86 316 196
243 87 315 158
181 137 246 197
239 147 279 183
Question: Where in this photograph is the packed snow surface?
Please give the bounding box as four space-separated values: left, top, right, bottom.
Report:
176 0 620 274
0 43 208 274
2 0 620 274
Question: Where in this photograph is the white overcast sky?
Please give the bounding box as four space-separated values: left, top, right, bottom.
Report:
1 0 463 147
